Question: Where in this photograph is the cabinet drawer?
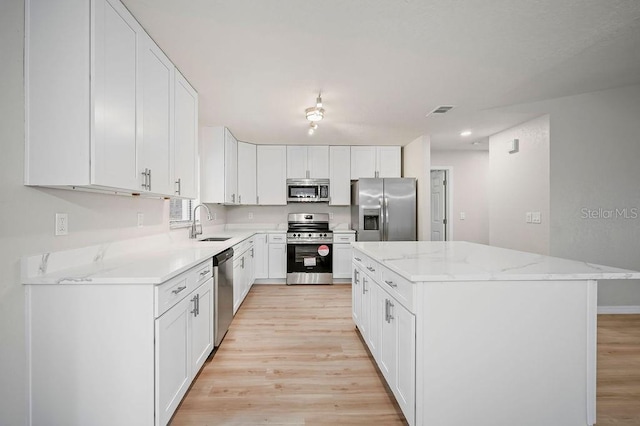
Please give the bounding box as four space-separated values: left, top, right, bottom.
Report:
333 233 355 243
194 260 213 285
268 233 286 244
379 267 415 313
155 273 193 318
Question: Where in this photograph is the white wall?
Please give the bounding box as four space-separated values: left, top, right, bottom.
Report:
431 150 490 244
225 204 350 227
403 135 431 240
488 115 550 255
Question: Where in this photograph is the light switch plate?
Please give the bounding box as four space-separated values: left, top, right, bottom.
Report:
55 213 68 236
137 213 144 227
460 212 466 220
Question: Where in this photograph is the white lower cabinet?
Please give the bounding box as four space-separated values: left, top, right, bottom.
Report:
353 253 415 425
233 237 256 314
26 259 214 426
254 233 268 279
333 233 355 280
268 233 287 279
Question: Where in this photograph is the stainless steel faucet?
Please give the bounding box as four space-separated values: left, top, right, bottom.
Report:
189 204 212 239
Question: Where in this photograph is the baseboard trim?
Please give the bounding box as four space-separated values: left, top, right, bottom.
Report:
597 305 640 314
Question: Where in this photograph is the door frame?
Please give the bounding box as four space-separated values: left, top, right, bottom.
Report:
430 166 453 241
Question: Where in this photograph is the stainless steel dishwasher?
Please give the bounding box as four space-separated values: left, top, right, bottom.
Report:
213 248 234 347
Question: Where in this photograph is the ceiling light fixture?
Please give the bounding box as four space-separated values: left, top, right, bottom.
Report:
308 122 318 135
460 130 472 137
305 93 325 122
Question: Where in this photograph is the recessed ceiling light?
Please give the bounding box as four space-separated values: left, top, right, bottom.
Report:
460 130 472 137
471 141 481 145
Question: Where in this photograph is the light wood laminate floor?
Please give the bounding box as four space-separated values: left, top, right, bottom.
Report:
171 285 640 425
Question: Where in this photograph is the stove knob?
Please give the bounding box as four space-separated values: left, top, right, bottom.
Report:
308 234 312 237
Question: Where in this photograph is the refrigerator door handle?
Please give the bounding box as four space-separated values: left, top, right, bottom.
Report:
384 196 390 241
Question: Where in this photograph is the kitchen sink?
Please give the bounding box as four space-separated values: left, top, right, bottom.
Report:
199 237 232 242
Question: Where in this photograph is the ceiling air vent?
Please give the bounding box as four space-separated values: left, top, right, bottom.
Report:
427 105 455 117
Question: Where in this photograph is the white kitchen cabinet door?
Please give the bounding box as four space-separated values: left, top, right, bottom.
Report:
366 280 381 360
257 145 287 205
286 146 308 179
352 266 362 327
200 127 239 204
350 146 377 179
307 146 329 178
268 244 286 279
173 71 198 199
254 234 268 279
190 278 213 375
379 292 396 384
237 142 257 204
333 243 352 279
138 33 173 195
224 128 238 204
233 254 244 314
155 295 191 426
329 146 351 205
377 146 401 178
93 0 141 191
394 300 416 425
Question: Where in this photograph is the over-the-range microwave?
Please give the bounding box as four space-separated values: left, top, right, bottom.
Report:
286 179 330 203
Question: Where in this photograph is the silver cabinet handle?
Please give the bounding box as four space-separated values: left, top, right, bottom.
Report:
353 268 359 284
250 248 254 258
257 195 260 204
384 279 397 288
196 293 200 316
366 266 375 272
384 299 389 322
191 295 198 315
172 285 187 295
175 178 181 195
354 257 362 262
141 168 150 190
388 300 394 321
362 277 368 294
200 269 210 277
238 194 242 204
231 193 236 203
241 257 245 268
148 169 152 191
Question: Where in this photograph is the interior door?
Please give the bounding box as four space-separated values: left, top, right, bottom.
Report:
430 170 447 241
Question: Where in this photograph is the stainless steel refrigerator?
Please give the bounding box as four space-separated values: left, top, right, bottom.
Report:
351 178 417 241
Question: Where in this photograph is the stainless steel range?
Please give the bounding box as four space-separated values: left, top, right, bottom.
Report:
286 213 333 285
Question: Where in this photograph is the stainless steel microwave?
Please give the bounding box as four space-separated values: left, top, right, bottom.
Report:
286 179 330 203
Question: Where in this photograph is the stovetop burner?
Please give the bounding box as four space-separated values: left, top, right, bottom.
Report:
287 213 333 243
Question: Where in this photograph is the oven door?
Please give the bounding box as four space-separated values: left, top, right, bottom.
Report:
286 243 333 284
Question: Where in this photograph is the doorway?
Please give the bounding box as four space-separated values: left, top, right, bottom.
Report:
430 169 451 241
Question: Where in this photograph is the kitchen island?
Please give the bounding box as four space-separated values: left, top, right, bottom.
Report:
351 241 640 426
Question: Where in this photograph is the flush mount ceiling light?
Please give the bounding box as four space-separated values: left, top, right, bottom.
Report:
305 93 325 122
460 130 472 137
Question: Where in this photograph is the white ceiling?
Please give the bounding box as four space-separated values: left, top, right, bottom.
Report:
122 0 640 150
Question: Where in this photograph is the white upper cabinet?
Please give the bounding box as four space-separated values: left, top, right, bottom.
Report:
93 0 142 191
137 33 173 195
200 127 238 204
25 0 198 198
237 142 257 205
329 146 351 205
350 146 401 179
173 71 198 199
286 146 329 179
256 146 287 205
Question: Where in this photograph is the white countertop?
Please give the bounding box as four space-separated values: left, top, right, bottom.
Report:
22 228 282 285
352 241 640 282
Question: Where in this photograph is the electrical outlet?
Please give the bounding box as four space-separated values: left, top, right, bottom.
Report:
55 213 68 236
526 212 532 223
212 212 217 221
460 212 466 220
329 212 334 220
248 212 253 220
532 212 541 224
137 213 144 228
